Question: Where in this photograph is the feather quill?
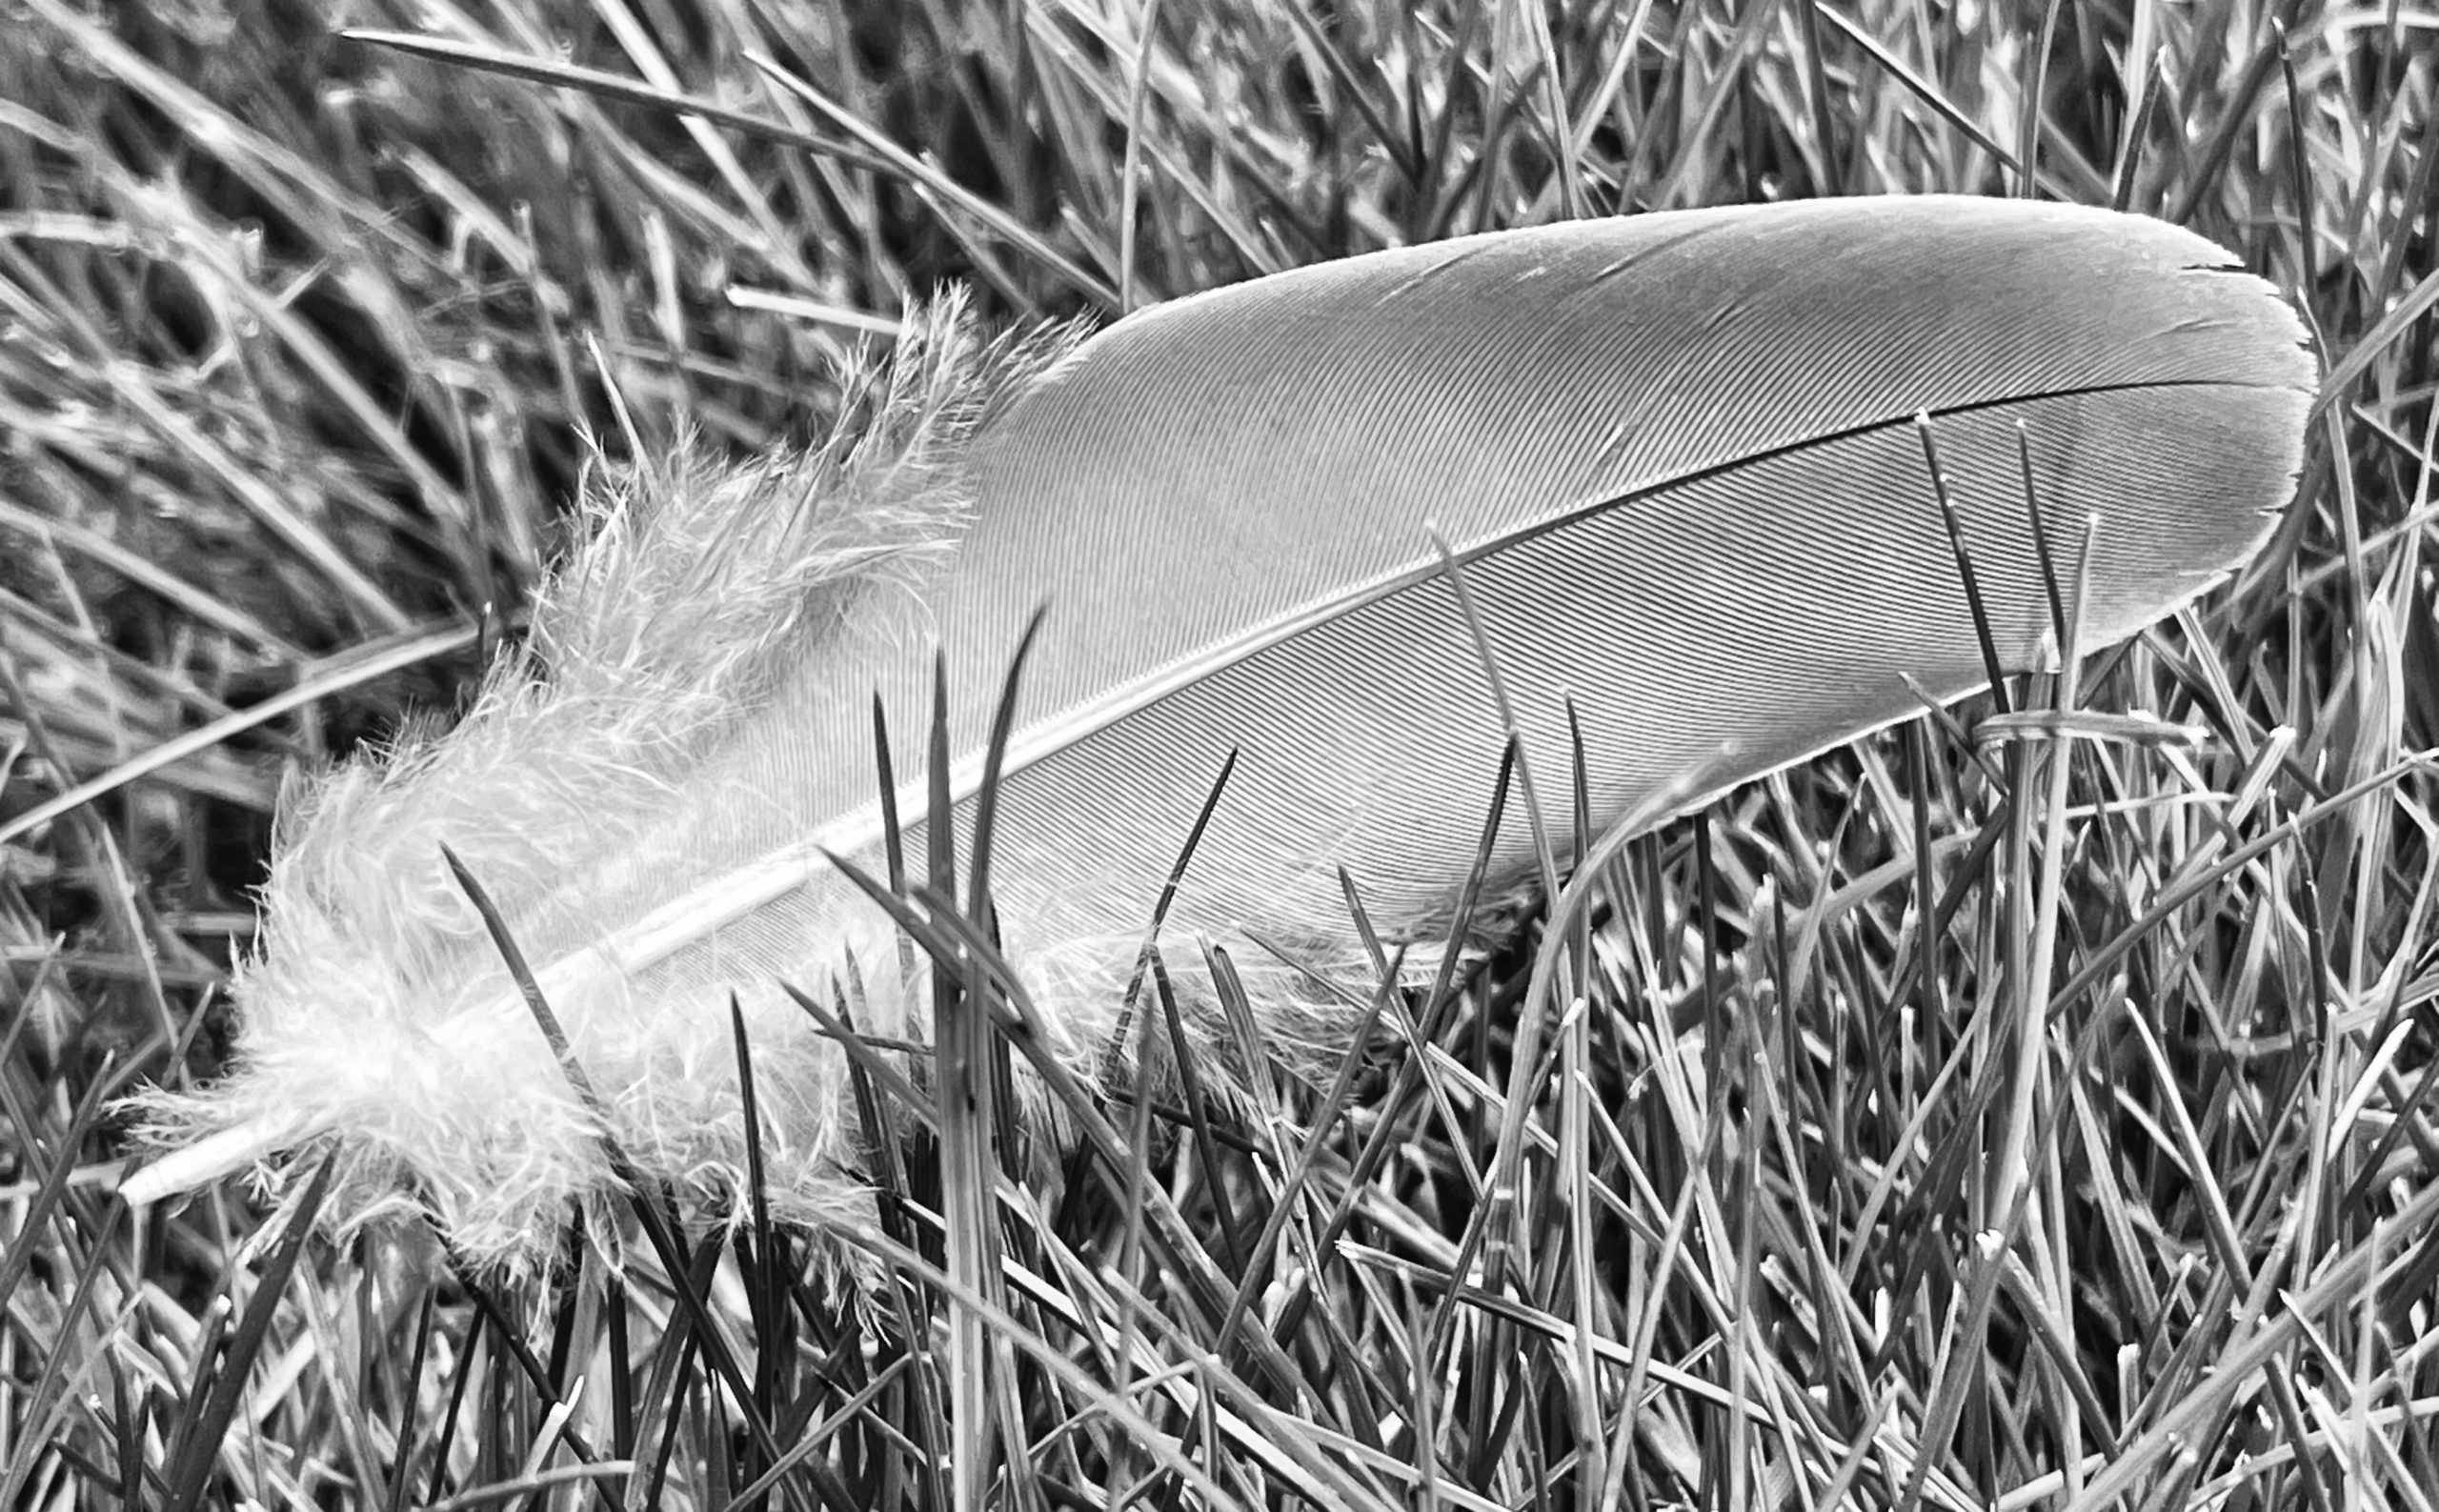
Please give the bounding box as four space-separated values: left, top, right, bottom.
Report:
128 196 2313 1269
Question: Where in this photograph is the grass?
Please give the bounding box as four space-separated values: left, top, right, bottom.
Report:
2 0 2436 1507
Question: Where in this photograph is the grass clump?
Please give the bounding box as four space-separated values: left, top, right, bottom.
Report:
3 1 2437 1508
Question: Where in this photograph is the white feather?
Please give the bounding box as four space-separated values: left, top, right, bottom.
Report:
129 198 2313 1274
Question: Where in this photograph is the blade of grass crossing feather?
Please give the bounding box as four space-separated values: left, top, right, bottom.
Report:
1414 739 1520 1029
932 643 993 1512
2019 429 2090 1489
1106 748 1241 1086
440 850 835 1512
1208 955 1406 1356
1205 955 1410 1400
1148 947 1244 1274
1917 414 2014 716
824 979 926 1239
2016 424 2071 653
1429 532 1562 898
1427 530 1569 1437
798 978 951 1512
1333 864 1392 981
968 632 1049 1341
964 611 1042 913
874 694 916 986
442 847 622 1134
822 852 974 972
842 910 1305 1401
1989 516 2096 1228
812 974 925 1124
1265 744 1518 1352
784 977 957 1430
161 1156 335 1512
924 654 957 917
1145 949 1400 1502
913 880 1075 1043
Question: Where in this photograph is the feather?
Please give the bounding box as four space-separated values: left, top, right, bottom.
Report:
127 196 2313 1270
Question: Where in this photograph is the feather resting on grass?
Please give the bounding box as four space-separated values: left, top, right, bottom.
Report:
128 196 2313 1272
